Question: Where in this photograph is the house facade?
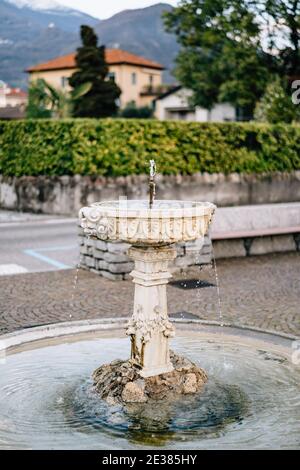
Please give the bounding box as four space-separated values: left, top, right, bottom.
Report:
0 80 27 108
155 86 236 122
0 80 27 119
27 49 164 108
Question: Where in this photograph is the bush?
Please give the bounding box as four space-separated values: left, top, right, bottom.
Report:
119 103 153 118
255 77 300 124
0 119 299 177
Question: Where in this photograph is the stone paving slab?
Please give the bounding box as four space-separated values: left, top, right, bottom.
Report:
0 253 299 337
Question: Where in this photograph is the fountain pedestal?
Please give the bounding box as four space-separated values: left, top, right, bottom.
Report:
126 245 176 377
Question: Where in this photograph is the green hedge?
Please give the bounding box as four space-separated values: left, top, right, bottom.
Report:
0 119 299 176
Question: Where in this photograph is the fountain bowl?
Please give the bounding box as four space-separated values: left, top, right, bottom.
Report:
0 320 299 450
79 200 216 246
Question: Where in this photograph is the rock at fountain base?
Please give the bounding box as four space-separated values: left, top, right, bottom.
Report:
92 351 208 405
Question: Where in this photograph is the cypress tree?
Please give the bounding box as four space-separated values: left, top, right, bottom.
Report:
69 25 121 117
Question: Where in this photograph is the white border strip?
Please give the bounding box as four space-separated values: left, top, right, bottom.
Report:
0 318 297 353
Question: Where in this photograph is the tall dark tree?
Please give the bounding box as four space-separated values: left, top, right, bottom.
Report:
69 25 121 117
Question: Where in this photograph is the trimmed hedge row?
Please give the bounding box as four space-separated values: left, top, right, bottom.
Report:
0 119 299 176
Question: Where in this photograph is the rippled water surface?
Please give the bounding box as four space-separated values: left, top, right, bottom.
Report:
0 334 299 449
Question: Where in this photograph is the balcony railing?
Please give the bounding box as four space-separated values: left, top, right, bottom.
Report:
140 84 173 97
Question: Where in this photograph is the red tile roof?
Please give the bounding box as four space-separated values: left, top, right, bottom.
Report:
7 88 27 97
27 49 164 72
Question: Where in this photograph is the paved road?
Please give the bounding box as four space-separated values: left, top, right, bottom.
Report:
0 253 299 337
0 212 78 274
0 211 299 338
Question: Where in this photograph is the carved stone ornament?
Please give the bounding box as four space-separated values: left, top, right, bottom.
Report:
126 305 175 344
79 207 116 239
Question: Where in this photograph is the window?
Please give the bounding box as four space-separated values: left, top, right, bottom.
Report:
131 72 137 85
149 75 153 86
108 72 116 82
61 76 68 89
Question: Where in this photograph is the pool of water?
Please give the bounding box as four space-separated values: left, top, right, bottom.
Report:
0 330 299 449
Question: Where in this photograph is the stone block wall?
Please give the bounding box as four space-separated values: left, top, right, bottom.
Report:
78 227 212 280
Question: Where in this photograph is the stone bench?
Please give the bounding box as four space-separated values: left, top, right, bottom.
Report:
211 203 300 258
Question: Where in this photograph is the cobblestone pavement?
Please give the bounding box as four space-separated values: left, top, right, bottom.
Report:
0 253 299 336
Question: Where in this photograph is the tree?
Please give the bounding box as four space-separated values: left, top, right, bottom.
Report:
256 0 300 76
164 1 299 117
26 78 91 119
26 79 52 119
255 77 300 123
69 25 121 118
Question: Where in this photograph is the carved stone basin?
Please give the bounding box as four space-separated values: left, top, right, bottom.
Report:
79 200 216 246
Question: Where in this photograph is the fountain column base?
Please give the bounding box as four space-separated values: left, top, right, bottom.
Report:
93 350 208 405
126 245 177 378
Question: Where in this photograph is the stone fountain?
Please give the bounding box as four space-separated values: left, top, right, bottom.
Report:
79 161 216 404
0 172 299 447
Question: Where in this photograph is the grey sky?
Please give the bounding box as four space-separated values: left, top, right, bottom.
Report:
58 1 179 19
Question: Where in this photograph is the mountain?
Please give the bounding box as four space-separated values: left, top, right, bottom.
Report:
4 0 98 32
94 3 178 82
0 0 97 88
0 1 178 89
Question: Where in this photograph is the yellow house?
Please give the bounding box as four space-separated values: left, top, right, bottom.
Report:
27 49 164 108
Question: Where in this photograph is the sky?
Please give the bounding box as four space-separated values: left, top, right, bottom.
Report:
58 1 179 19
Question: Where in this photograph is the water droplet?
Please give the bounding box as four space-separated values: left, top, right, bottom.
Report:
212 246 223 326
70 254 83 318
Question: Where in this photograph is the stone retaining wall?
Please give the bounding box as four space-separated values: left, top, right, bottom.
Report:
78 227 213 280
1 172 300 215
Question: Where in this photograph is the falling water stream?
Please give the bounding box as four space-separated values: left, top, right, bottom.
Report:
70 234 92 318
70 262 81 318
190 240 224 327
211 245 224 327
